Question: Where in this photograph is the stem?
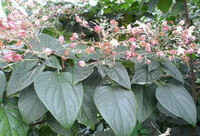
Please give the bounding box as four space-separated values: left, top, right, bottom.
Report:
183 0 197 135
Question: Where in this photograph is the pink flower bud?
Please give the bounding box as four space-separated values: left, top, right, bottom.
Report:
78 60 87 67
82 21 89 27
162 21 167 26
170 50 177 55
59 35 64 43
190 36 196 41
150 39 156 46
75 16 82 23
69 43 77 48
130 42 137 50
163 26 169 31
44 48 53 56
72 33 79 39
94 25 102 33
146 59 151 64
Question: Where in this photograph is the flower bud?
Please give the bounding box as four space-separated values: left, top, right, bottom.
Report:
44 48 53 56
78 60 87 67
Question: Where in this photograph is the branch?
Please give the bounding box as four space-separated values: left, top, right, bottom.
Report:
29 120 46 127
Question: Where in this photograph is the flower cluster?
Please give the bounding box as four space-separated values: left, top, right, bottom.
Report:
71 17 199 65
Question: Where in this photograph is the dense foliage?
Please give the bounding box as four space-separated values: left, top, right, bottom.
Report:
0 0 200 136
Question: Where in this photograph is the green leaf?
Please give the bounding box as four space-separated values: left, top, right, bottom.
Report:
94 130 115 136
134 85 156 122
73 64 94 85
157 102 177 119
77 86 97 129
34 72 83 129
7 60 45 96
47 112 77 136
39 126 57 136
94 86 137 136
0 70 6 101
29 34 65 57
132 63 161 85
156 83 197 125
104 63 131 89
171 2 184 16
197 0 200 7
83 69 103 88
0 106 29 136
43 56 61 70
148 0 159 12
148 60 160 72
157 0 173 13
160 58 184 83
18 86 47 124
27 128 39 136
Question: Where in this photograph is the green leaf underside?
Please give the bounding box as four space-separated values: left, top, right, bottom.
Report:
94 86 137 136
18 86 47 124
156 83 197 125
0 106 29 136
34 71 83 129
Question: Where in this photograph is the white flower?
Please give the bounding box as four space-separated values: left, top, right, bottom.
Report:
110 39 119 47
177 47 185 55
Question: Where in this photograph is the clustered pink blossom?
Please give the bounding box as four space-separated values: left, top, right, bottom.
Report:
3 52 23 63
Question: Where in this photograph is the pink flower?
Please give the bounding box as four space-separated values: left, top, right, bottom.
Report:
4 52 22 62
130 42 137 50
150 39 156 46
75 16 82 23
163 26 169 31
69 43 77 48
18 30 26 37
170 50 177 55
44 48 53 56
59 35 65 43
186 49 194 54
139 35 146 41
156 51 164 57
146 59 151 64
110 19 118 26
128 37 136 43
8 21 17 29
94 25 102 33
78 60 87 67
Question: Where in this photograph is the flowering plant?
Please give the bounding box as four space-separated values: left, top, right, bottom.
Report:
0 0 200 136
